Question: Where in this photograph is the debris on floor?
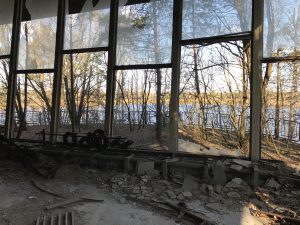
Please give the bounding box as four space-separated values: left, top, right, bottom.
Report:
35 211 75 225
1 142 300 225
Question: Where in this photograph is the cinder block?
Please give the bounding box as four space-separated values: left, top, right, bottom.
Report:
136 160 154 175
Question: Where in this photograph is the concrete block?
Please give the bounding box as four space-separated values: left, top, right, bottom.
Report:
182 174 199 191
211 160 227 185
136 160 154 175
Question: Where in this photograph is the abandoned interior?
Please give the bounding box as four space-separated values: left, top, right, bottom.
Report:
0 0 300 224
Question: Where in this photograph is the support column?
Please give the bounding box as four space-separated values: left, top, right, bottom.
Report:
250 0 264 161
169 0 183 152
104 0 119 137
5 0 23 139
50 0 66 144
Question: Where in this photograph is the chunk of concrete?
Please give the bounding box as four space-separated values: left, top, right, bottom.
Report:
165 190 176 199
230 164 243 171
146 169 160 179
232 159 252 168
225 178 243 188
203 164 212 183
182 174 199 191
265 178 281 190
211 161 227 185
227 191 241 198
182 191 193 198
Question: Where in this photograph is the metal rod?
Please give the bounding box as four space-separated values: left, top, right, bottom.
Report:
104 0 119 137
62 47 109 54
50 0 66 144
115 63 172 70
169 0 183 152
71 211 75 225
50 214 54 225
58 212 62 225
36 217 40 225
42 215 46 225
181 32 251 46
16 69 55 74
250 0 264 161
0 55 10 60
262 56 300 63
4 0 23 138
65 212 68 225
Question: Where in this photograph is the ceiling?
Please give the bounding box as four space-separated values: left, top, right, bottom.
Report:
21 0 152 21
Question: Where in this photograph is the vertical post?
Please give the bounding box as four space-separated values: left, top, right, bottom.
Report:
250 0 264 161
169 0 183 152
50 0 66 144
5 0 23 139
104 0 119 137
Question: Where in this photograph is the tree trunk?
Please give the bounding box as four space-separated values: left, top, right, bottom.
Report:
288 63 298 141
274 62 281 139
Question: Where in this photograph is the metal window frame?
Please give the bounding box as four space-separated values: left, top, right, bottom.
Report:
1 0 270 161
262 56 300 63
250 0 264 161
16 69 55 74
4 0 23 138
0 55 10 60
181 32 252 46
104 0 119 137
62 47 109 55
115 63 172 71
49 0 66 143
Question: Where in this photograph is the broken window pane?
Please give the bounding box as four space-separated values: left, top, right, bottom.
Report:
0 0 14 55
116 0 173 65
25 0 58 20
0 59 9 128
179 42 251 156
113 69 171 150
64 0 111 49
182 0 252 40
13 73 53 141
264 0 300 57
18 0 58 70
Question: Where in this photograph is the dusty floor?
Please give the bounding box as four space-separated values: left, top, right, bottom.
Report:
0 162 177 225
1 158 299 225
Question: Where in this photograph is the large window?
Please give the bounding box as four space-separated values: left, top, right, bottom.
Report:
13 73 53 140
179 41 251 156
261 62 300 159
0 0 14 55
58 52 107 136
64 0 111 49
116 0 173 65
264 0 300 58
113 68 171 150
18 0 58 70
182 0 252 40
3 0 300 161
